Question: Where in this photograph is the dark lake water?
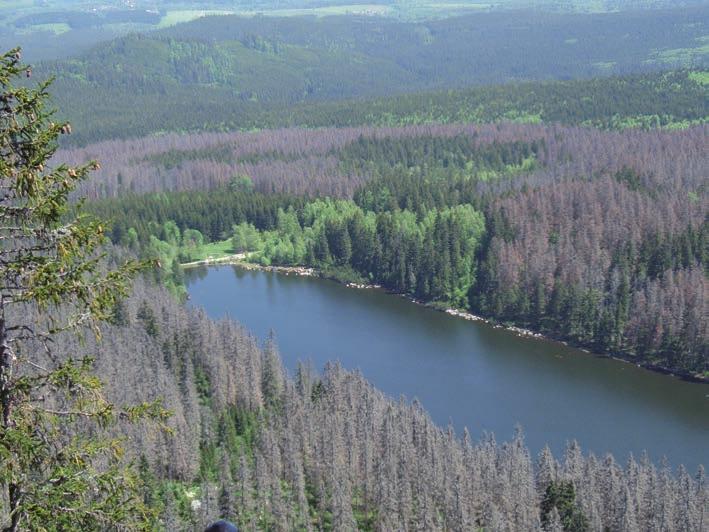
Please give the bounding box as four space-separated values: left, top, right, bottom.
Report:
186 265 708 470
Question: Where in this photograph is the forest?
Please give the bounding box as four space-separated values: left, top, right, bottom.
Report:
35 7 709 144
45 68 708 146
18 277 708 530
4 1 705 61
82 121 708 379
0 1 707 528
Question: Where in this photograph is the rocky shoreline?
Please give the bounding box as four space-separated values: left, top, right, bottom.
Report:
186 258 707 384
213 259 551 342
442 308 544 338
183 254 317 277
181 253 249 267
346 282 382 289
238 262 318 277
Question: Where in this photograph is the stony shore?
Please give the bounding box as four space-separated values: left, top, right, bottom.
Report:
199 258 547 341
184 257 707 383
181 253 249 267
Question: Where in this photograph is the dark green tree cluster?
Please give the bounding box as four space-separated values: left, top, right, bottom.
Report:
350 137 541 213
341 135 541 184
540 481 589 532
296 201 484 305
88 188 307 246
51 67 709 146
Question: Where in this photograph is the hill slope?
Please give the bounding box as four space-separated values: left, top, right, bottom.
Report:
39 7 708 143
47 68 709 145
21 276 705 529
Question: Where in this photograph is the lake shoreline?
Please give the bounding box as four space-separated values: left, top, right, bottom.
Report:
184 257 708 385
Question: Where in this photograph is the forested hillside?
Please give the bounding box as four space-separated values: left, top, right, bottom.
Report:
1 0 707 527
5 0 704 61
82 122 708 379
28 277 707 530
46 68 708 145
38 7 709 143
60 121 707 198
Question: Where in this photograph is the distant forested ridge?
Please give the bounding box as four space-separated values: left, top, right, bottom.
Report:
4 0 705 62
35 276 707 529
38 7 709 143
82 122 708 378
47 69 708 146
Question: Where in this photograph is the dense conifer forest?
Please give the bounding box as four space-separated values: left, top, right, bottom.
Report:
48 68 708 146
82 121 708 379
21 278 707 530
4 0 705 61
36 8 709 144
1 1 708 529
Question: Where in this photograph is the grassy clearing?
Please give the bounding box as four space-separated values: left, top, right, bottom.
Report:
651 39 709 66
182 239 235 263
20 22 71 35
238 4 393 17
158 10 235 28
393 2 491 19
159 4 393 25
0 0 34 12
688 70 709 85
412 2 490 9
593 61 617 71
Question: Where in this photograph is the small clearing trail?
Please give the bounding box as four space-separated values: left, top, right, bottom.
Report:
181 253 249 268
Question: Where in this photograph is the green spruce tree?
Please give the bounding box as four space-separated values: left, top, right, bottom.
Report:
0 48 167 531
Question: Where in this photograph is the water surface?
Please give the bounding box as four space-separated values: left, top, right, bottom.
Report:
186 265 708 470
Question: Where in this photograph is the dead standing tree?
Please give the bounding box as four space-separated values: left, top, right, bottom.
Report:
0 48 164 531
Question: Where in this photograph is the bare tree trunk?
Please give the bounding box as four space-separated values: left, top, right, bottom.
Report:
0 305 12 428
0 299 20 532
3 484 20 532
